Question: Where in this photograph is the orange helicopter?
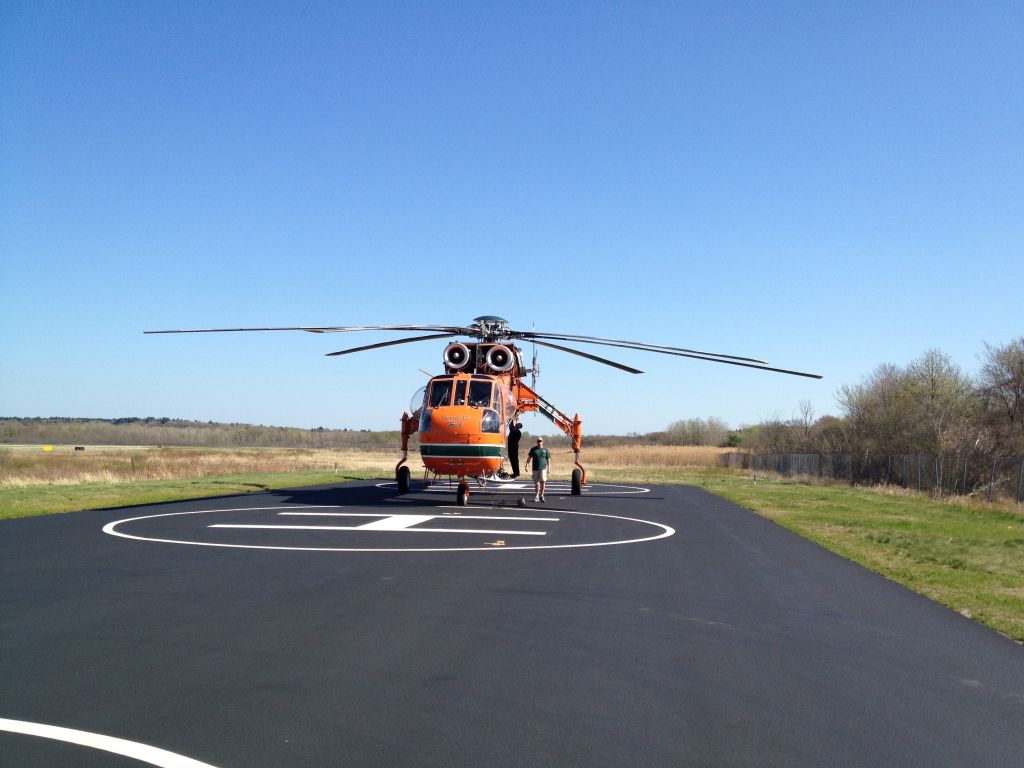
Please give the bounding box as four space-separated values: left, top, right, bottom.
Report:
146 315 821 505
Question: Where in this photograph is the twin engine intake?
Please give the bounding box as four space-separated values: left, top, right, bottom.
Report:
444 342 516 374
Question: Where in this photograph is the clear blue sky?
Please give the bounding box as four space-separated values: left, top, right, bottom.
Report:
2 1 1021 435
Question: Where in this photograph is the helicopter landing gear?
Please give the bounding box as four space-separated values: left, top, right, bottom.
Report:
571 468 583 496
456 480 470 507
396 465 411 493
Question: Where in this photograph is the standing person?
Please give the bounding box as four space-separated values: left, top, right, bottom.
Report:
507 421 522 478
526 437 551 502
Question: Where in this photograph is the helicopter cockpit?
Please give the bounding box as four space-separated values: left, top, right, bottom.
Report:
424 376 497 409
419 375 504 434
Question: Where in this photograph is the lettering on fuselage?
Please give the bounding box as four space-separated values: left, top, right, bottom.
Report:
446 416 468 429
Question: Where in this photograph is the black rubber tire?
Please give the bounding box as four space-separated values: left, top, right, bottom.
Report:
457 484 469 506
397 465 411 493
571 468 583 496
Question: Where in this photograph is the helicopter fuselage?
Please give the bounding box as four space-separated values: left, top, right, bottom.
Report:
416 371 512 477
399 340 583 487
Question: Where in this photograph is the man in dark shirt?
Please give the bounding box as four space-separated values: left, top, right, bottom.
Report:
507 421 522 477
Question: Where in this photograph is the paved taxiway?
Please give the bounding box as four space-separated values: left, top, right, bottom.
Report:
2 480 1023 767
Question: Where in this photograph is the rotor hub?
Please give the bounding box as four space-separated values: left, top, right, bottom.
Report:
470 315 511 342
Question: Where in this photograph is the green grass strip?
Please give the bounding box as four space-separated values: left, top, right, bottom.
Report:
697 473 1024 642
0 469 382 519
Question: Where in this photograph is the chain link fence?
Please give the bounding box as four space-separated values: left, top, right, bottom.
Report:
720 452 1024 503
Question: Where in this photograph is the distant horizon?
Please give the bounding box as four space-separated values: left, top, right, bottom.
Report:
0 413 759 437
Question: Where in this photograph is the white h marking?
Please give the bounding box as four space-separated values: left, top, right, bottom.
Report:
355 514 436 530
209 513 553 536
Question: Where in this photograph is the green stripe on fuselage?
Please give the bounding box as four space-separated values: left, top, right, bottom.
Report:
420 444 503 458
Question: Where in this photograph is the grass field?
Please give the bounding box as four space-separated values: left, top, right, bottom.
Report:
699 474 1024 641
0 446 397 518
3 444 1022 641
0 445 397 485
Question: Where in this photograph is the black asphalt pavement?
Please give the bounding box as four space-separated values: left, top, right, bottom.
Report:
2 480 1023 767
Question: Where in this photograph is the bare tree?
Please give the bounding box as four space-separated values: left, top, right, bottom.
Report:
810 415 849 454
907 349 977 456
665 417 730 446
797 400 815 449
977 337 1024 453
837 351 978 460
838 363 918 455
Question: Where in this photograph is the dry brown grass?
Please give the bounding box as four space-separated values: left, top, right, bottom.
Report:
572 444 731 469
0 446 398 488
0 444 731 488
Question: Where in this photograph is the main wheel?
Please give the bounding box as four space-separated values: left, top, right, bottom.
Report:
397 465 411 493
571 468 583 496
457 482 469 506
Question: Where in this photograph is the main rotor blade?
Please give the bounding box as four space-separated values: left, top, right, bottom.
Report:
145 327 325 334
145 325 473 335
517 332 768 364
312 325 473 335
326 333 459 356
674 354 823 378
529 335 820 378
531 339 643 374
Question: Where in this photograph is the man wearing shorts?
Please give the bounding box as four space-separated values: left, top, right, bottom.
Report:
526 437 551 502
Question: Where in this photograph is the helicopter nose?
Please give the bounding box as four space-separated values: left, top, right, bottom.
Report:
424 408 470 435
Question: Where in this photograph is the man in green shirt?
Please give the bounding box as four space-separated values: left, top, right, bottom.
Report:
526 437 552 502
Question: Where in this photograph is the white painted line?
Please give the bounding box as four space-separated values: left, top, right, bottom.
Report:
209 524 547 536
0 717 220 768
279 511 410 518
376 481 651 495
278 512 559 522
438 514 559 522
436 505 555 512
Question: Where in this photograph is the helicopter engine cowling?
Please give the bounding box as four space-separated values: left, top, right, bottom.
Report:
485 344 515 373
444 342 472 371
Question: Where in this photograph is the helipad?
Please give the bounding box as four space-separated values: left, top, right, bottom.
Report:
102 482 672 552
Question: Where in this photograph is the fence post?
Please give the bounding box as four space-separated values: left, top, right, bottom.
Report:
962 457 969 497
1016 457 1023 507
987 458 997 503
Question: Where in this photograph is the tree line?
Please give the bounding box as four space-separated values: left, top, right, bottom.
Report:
550 336 1024 460
0 417 404 450
739 337 1024 458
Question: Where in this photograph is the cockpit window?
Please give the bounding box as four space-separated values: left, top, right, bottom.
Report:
481 409 501 433
453 379 467 406
468 381 492 408
428 379 453 408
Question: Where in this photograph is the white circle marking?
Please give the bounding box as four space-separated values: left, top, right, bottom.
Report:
102 504 674 552
0 717 220 768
